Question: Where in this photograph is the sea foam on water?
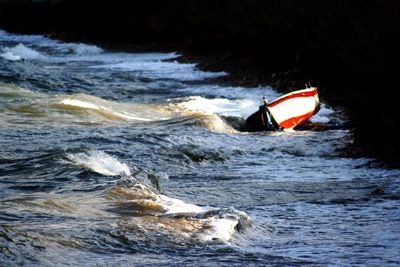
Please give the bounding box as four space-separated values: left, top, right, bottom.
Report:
65 149 131 176
1 43 45 60
65 149 249 242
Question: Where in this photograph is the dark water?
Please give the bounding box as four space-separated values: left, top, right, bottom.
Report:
1 29 400 266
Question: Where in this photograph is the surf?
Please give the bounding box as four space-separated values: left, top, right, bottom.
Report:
63 148 252 243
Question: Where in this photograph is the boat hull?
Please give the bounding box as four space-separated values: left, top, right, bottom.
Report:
245 87 320 131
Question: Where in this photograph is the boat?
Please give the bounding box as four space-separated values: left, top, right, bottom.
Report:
245 86 320 131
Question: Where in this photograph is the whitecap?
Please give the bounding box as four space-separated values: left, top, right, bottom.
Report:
200 209 251 242
65 150 131 176
0 51 21 61
0 28 55 44
2 43 45 60
176 88 341 125
70 43 103 55
59 98 102 110
309 103 335 123
94 60 227 81
157 195 204 214
178 96 257 118
63 150 252 243
110 180 251 243
58 96 153 122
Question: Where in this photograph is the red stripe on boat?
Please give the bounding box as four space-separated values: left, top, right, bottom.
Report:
269 89 318 108
278 111 315 129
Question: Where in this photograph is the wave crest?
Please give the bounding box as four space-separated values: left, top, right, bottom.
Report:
63 151 254 243
1 43 45 60
65 149 131 176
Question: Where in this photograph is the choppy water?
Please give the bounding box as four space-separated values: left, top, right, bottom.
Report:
1 29 400 266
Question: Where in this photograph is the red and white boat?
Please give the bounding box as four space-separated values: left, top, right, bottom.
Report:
246 87 320 131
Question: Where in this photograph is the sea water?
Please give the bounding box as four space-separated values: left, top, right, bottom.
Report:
1 29 400 266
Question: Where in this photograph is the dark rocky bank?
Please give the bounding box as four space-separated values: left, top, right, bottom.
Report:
1 0 399 167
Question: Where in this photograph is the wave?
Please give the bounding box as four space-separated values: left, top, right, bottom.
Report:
62 149 252 242
0 87 232 133
1 43 46 61
0 84 168 125
170 96 251 133
0 51 21 61
68 43 103 55
174 89 339 125
0 83 45 99
309 103 335 123
0 82 339 135
93 60 227 81
0 28 180 66
178 95 256 118
55 93 162 122
192 113 238 133
0 28 345 127
108 178 252 243
0 84 240 132
0 29 103 57
0 29 55 44
65 149 131 176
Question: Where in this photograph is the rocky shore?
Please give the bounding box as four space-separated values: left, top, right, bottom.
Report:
1 0 399 167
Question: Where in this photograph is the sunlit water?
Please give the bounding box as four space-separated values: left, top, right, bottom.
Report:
1 29 400 266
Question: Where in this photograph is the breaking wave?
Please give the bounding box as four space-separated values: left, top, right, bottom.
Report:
108 178 252 243
1 43 45 61
0 29 54 44
69 43 103 55
94 61 227 81
193 113 238 133
0 85 168 125
178 95 255 118
0 84 238 132
63 148 252 242
56 93 166 122
65 149 131 176
57 96 151 122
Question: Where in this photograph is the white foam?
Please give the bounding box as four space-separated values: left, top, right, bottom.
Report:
144 190 247 242
2 43 45 60
94 60 227 81
63 148 249 242
177 85 339 123
201 217 239 242
96 52 179 63
0 30 224 82
309 103 335 123
111 111 152 121
157 195 204 214
66 150 131 176
202 114 237 133
60 98 101 110
48 51 179 64
0 29 178 63
178 96 256 118
58 96 153 121
0 51 21 61
70 43 103 55
195 208 252 243
0 29 54 44
178 84 278 100
174 84 281 119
